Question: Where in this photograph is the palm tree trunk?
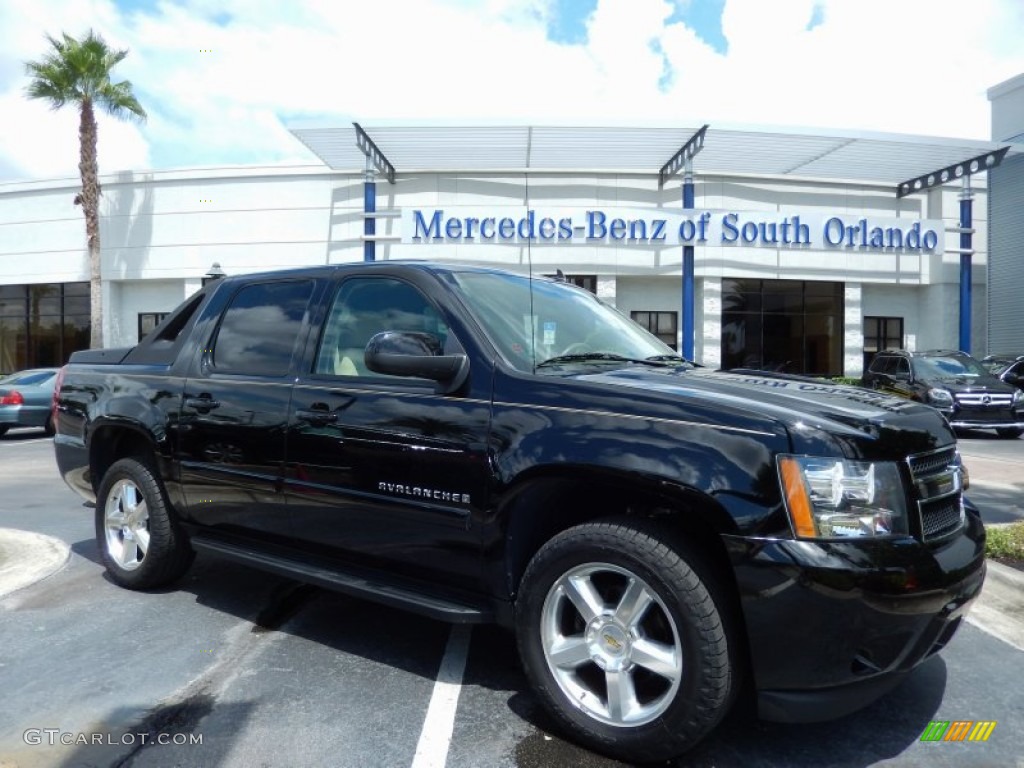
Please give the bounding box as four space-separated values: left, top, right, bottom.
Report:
79 98 103 349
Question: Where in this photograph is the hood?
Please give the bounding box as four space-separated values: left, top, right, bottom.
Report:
570 365 955 458
926 373 1013 393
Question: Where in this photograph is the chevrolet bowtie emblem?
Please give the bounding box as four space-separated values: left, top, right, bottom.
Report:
603 634 623 651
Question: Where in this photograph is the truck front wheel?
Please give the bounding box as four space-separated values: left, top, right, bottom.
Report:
96 457 193 590
515 519 734 762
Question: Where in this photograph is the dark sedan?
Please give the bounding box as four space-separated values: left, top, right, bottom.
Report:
0 368 59 437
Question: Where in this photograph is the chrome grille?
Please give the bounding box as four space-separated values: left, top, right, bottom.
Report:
906 446 964 543
907 447 956 478
955 393 1012 406
920 495 965 540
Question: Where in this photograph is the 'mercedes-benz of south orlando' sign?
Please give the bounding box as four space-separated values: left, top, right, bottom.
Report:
401 207 943 253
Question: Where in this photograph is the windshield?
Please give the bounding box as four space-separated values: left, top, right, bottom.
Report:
448 272 681 372
913 355 989 379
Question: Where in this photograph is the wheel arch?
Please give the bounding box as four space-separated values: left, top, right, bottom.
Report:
499 468 741 605
87 421 168 497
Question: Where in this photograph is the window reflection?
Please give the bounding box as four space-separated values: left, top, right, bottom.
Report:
721 279 843 376
212 281 315 376
0 282 89 374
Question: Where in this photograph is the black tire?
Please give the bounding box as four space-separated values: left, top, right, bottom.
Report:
996 428 1023 439
515 518 734 762
0 425 8 438
43 414 55 437
95 457 194 590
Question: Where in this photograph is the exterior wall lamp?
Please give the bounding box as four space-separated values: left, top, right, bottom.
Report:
203 262 226 286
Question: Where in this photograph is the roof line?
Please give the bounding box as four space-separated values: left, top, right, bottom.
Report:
780 137 857 175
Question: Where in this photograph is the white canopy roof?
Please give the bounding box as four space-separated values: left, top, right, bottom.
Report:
289 121 1018 188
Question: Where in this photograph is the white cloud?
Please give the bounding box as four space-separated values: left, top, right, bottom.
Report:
0 0 1021 182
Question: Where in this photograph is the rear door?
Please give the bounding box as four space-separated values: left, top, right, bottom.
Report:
178 277 320 540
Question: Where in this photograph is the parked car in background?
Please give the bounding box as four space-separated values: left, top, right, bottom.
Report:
982 354 1024 393
861 349 1024 438
0 368 59 438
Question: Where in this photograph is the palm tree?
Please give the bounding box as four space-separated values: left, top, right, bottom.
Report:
25 30 146 349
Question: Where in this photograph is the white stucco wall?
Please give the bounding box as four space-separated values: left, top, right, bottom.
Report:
0 161 990 374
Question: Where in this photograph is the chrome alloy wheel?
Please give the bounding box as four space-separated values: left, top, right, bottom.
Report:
103 478 150 571
540 562 683 727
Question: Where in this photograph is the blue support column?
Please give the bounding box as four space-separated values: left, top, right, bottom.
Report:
958 181 973 352
364 158 376 262
681 160 695 360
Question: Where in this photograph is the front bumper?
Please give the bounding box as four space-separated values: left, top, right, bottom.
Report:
726 508 986 723
948 418 1024 430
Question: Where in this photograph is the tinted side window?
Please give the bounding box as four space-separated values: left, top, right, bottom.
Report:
315 277 448 377
213 280 315 376
870 356 892 374
895 358 910 376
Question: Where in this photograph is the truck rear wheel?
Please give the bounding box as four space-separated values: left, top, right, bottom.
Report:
515 519 734 762
96 457 193 590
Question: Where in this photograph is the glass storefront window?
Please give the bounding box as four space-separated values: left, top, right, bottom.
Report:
863 316 904 370
631 311 679 350
0 283 90 374
721 279 843 376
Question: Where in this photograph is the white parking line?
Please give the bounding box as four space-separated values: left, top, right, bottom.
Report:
411 624 472 768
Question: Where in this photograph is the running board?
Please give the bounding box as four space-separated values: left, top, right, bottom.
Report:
190 535 492 624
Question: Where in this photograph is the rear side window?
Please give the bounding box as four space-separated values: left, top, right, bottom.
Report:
212 280 315 376
869 356 893 374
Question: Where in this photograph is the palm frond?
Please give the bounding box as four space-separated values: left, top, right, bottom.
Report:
24 29 147 123
98 80 147 121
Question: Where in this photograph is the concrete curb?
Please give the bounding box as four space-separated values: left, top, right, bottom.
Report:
0 528 70 599
967 559 1024 652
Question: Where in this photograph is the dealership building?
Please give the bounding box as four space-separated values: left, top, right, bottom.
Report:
988 72 1024 354
1 94 1021 377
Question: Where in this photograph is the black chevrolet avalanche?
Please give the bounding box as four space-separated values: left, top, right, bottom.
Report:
54 263 986 762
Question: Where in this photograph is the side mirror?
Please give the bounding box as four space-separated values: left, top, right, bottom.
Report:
364 331 469 394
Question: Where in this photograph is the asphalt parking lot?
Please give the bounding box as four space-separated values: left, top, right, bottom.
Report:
956 429 1024 524
1 429 1023 767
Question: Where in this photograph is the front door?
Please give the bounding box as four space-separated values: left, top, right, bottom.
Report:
284 274 491 590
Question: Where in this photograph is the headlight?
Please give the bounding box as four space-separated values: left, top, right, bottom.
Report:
1013 389 1023 405
778 455 909 539
927 388 953 406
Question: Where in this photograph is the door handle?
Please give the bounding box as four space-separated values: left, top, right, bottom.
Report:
296 408 338 425
185 396 221 413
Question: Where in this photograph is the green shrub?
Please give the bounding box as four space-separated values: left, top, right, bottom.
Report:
986 522 1024 561
824 376 862 387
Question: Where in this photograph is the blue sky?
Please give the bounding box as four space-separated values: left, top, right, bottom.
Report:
1 0 1022 182
547 0 729 52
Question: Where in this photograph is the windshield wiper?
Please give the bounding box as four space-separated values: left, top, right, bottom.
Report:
645 354 694 365
537 352 690 369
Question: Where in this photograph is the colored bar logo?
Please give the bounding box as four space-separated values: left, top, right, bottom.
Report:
920 720 996 742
